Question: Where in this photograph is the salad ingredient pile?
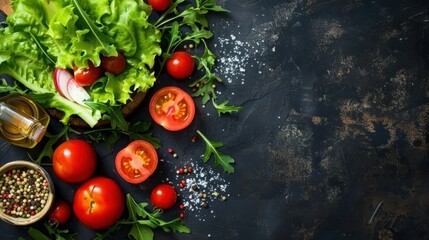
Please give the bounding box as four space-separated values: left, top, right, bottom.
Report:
0 0 241 239
0 0 162 127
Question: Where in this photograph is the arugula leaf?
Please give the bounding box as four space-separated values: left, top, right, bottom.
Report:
128 121 161 148
125 194 190 240
29 126 70 165
212 99 243 116
70 121 161 149
27 223 76 240
85 102 128 131
43 223 76 240
27 227 51 240
197 130 235 173
94 222 122 240
129 224 154 240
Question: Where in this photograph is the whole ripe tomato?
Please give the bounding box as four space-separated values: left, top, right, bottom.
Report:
148 0 171 11
150 183 177 210
48 200 72 225
149 86 195 131
115 140 158 184
73 177 125 230
101 52 127 75
73 61 103 86
166 51 195 79
52 139 97 183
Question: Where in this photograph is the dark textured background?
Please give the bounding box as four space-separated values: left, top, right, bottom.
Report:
2 0 429 239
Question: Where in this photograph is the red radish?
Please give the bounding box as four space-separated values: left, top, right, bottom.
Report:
53 68 73 100
53 68 90 104
67 78 90 104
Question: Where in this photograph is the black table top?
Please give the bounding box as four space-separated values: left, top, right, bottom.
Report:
2 0 429 239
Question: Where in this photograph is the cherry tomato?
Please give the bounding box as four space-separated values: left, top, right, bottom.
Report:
149 86 195 131
115 140 158 184
148 0 171 11
52 139 97 184
150 183 177 210
48 200 72 225
73 177 125 230
73 61 103 86
101 52 126 75
166 51 195 79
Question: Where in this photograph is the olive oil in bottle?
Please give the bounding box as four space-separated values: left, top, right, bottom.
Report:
0 94 50 148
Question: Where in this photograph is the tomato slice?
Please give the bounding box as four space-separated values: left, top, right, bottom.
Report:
149 86 195 131
115 140 158 184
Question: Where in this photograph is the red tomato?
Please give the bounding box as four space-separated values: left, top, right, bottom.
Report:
52 139 97 183
148 0 171 11
101 53 126 75
115 140 158 184
48 200 72 225
150 183 177 210
166 51 195 79
73 61 102 86
73 177 125 230
149 86 195 131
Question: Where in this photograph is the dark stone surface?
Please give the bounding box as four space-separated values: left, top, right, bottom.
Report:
1 0 429 239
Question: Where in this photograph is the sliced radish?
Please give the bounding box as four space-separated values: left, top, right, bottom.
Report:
53 68 73 100
67 78 90 105
53 68 90 104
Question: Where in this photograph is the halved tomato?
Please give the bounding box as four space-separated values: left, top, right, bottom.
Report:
149 86 195 131
115 140 158 184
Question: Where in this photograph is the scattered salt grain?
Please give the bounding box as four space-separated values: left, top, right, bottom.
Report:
174 160 230 221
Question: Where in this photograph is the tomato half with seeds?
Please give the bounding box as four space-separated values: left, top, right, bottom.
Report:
149 86 195 131
115 140 158 184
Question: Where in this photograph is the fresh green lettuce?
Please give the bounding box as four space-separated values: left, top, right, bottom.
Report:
0 0 161 127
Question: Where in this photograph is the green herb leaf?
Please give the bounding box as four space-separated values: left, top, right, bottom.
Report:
27 223 76 240
72 121 161 149
197 130 235 173
125 194 190 239
85 102 128 131
29 126 69 165
212 99 243 116
94 222 122 240
129 224 154 240
44 223 76 240
27 227 51 240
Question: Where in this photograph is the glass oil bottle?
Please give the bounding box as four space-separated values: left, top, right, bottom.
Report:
0 94 50 148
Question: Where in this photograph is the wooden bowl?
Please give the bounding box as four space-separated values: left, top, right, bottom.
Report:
0 161 55 226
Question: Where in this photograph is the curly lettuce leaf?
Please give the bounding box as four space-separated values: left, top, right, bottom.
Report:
91 67 156 105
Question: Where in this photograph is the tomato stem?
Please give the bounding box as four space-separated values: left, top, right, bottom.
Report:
87 185 96 213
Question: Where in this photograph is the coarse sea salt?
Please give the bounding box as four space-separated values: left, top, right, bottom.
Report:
174 159 230 221
214 35 253 85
